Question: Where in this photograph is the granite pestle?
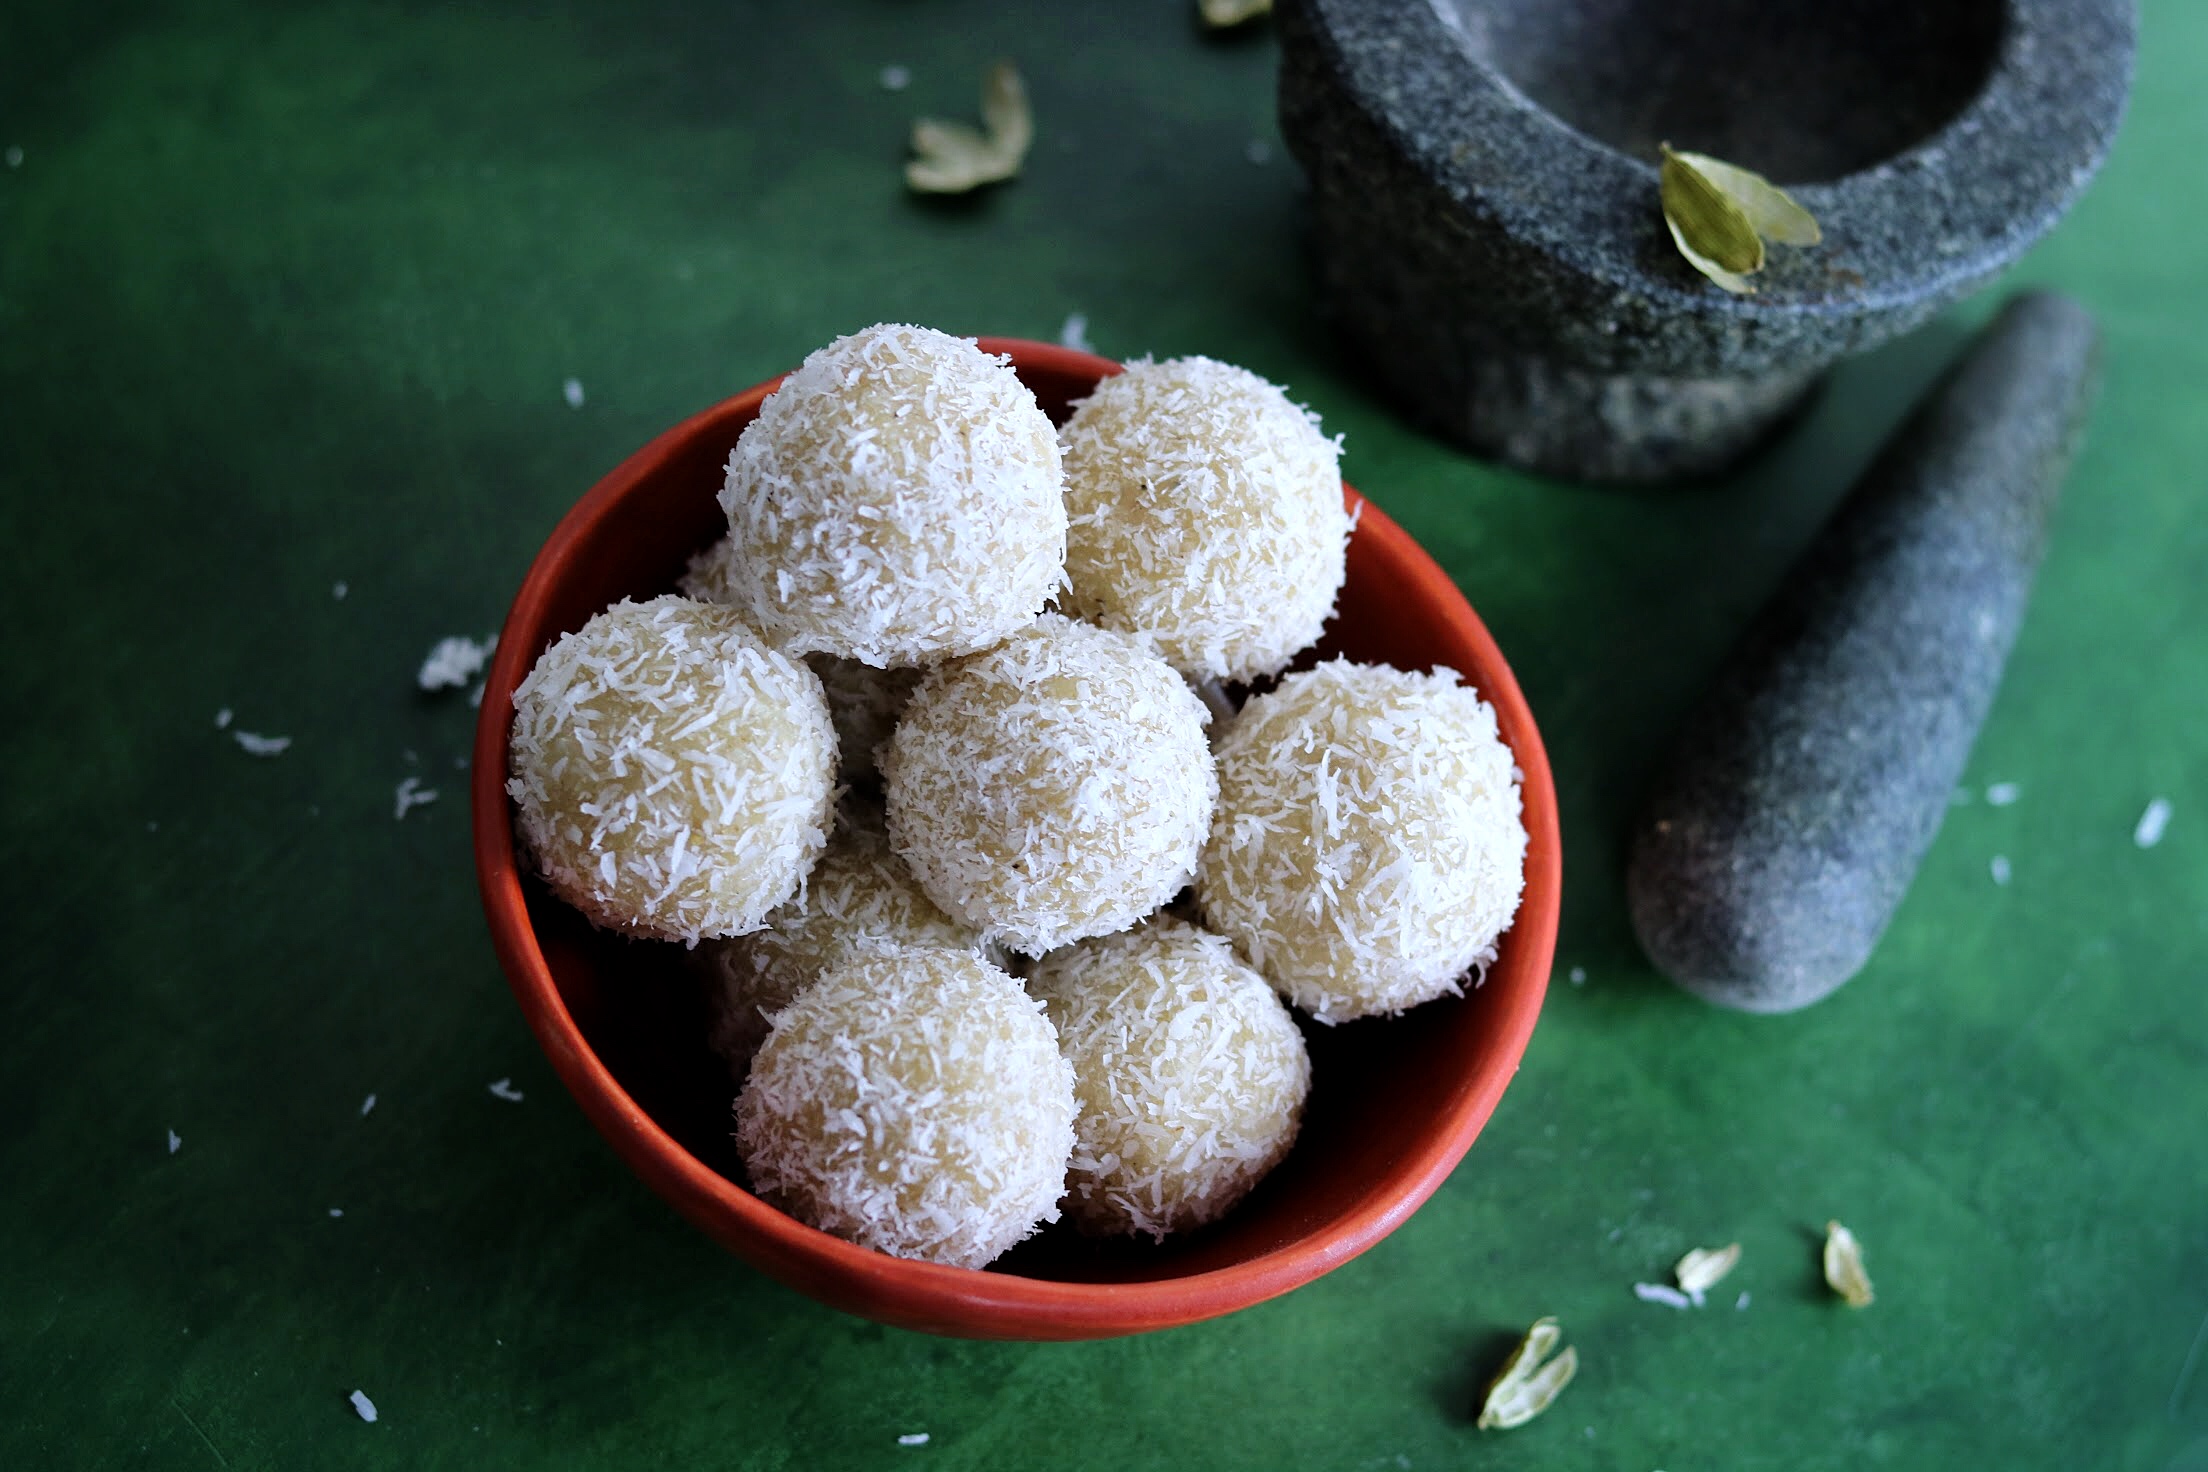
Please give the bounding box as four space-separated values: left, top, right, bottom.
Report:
1626 291 2103 1011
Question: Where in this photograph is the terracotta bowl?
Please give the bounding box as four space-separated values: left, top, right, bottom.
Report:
472 339 1562 1340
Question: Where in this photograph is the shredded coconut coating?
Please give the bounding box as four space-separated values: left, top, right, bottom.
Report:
679 534 921 787
697 801 980 1078
717 323 1068 667
883 614 1218 956
1028 917 1310 1240
734 946 1077 1269
1058 356 1348 683
1195 659 1527 1023
506 595 836 944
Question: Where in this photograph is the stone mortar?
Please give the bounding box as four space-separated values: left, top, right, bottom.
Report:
1277 0 2134 482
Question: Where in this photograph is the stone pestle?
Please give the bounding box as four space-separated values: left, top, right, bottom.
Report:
1626 291 2103 1012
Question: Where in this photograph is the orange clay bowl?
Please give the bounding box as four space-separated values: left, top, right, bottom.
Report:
473 339 1562 1340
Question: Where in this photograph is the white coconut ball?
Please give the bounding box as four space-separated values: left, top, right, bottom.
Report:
716 323 1068 667
734 946 1078 1269
1058 356 1349 683
696 801 980 1078
1195 659 1527 1023
883 613 1217 956
1028 918 1311 1240
680 533 919 787
506 596 836 943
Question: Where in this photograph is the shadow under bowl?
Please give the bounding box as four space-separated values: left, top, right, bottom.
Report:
471 339 1563 1339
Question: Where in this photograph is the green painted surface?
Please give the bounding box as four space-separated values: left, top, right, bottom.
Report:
3 2 2203 1468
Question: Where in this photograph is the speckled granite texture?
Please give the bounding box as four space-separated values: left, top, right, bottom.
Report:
1626 292 2102 1011
1277 0 2134 481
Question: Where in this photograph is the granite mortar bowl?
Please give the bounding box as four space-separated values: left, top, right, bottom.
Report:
1277 0 2135 482
471 339 1562 1340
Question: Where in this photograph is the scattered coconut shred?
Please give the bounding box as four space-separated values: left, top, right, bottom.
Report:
419 635 495 692
393 776 438 820
2135 797 2173 849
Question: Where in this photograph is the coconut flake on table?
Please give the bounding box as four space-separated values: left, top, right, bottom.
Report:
360 1093 377 1117
2135 797 2173 849
488 1078 524 1102
1058 312 1094 353
1985 781 2021 806
897 1433 930 1447
167 1129 182 1154
233 730 291 757
418 635 495 691
333 580 349 600
215 708 234 729
1245 139 1273 165
1633 1282 1693 1310
393 777 438 820
349 1390 378 1423
879 64 912 91
1989 854 2012 886
563 377 585 409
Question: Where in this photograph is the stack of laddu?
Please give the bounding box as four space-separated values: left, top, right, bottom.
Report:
506 324 1530 1268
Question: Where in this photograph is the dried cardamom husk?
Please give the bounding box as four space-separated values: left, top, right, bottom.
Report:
1200 0 1273 27
1659 144 1820 294
1823 1220 1875 1308
1675 1241 1742 1299
1477 1317 1578 1431
906 62 1032 194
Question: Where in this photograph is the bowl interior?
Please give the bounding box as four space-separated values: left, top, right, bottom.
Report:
474 340 1561 1338
1444 0 2004 182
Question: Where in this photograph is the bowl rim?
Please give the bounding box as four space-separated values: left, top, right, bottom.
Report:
472 337 1562 1339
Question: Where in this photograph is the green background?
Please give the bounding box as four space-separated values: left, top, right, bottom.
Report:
3 2 2202 1468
